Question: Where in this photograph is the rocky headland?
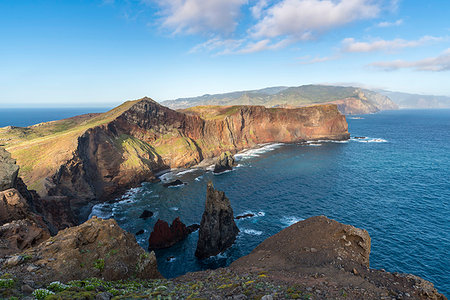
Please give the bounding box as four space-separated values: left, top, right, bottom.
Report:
0 98 349 223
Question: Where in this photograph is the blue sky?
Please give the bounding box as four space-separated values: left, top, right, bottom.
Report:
1 0 449 107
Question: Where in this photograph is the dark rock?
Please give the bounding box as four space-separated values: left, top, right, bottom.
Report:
213 151 236 174
21 284 34 294
163 179 184 187
0 147 19 191
136 229 145 235
166 256 175 262
148 217 189 250
236 213 255 220
139 210 154 220
195 182 239 259
353 136 366 139
186 223 200 234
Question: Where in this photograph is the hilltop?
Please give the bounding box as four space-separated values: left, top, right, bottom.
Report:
161 84 398 115
0 98 349 222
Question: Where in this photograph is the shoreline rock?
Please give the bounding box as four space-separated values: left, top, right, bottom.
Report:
213 151 236 174
195 182 239 259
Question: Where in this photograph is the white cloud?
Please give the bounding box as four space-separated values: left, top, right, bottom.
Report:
155 0 246 35
342 36 442 53
251 0 269 19
297 55 339 64
251 0 381 40
237 38 293 53
189 38 245 54
370 48 450 71
190 37 293 55
377 19 403 27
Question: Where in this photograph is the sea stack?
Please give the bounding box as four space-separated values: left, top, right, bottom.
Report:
148 217 195 250
213 151 236 174
195 181 239 259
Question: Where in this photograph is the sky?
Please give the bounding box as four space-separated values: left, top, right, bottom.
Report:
1 0 450 107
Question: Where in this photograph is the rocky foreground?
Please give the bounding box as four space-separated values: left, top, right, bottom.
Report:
0 215 445 299
1 98 349 223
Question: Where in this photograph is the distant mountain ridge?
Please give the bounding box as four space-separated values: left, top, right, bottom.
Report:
377 90 450 109
161 84 399 115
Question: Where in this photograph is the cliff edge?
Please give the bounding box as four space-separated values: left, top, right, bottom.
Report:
0 99 349 222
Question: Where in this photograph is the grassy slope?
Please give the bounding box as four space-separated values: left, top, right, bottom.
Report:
0 100 139 191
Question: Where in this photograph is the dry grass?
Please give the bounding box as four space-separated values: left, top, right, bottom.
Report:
0 100 139 192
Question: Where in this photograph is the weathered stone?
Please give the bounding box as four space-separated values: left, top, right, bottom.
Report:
148 217 189 250
0 189 50 257
0 147 19 191
2 216 161 284
195 182 239 259
232 216 370 270
213 151 235 174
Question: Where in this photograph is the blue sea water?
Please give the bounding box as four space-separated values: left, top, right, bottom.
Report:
0 108 108 127
91 109 450 296
1 108 448 295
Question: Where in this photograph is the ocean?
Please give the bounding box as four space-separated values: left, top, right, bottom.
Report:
1 108 449 296
0 108 108 127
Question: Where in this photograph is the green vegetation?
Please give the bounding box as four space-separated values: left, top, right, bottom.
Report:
93 259 105 272
166 84 367 109
0 278 15 289
0 100 141 193
32 288 55 299
1 271 320 299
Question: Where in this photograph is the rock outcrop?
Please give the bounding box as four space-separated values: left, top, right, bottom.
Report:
0 189 50 257
195 182 239 259
148 217 197 250
0 148 19 191
231 216 445 300
213 151 236 173
2 216 161 284
232 215 370 271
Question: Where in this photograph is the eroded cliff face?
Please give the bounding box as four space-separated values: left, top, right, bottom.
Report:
12 99 349 221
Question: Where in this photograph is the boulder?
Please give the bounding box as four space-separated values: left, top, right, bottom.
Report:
148 217 190 250
163 179 184 187
0 147 19 191
195 182 239 259
139 210 154 220
236 213 255 220
1 216 161 283
213 151 236 174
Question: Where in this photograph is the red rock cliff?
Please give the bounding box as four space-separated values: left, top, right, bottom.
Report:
38 99 348 220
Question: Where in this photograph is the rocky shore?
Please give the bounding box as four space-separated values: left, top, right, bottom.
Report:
0 99 446 299
1 98 349 223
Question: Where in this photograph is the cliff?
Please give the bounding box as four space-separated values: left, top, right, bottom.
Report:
162 84 399 115
0 99 349 221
